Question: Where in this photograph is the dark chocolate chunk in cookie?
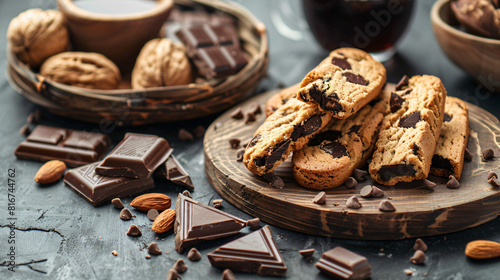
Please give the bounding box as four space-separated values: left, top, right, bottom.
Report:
413 143 420 156
322 93 342 112
431 155 454 172
349 125 361 134
321 141 348 158
390 92 405 113
395 75 409 90
443 113 453 122
343 72 369 86
265 139 292 170
309 130 342 146
331 57 351 70
399 112 421 128
248 134 261 147
291 115 322 141
378 164 416 181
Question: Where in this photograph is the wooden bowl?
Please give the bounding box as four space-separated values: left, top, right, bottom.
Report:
431 0 500 92
57 0 174 72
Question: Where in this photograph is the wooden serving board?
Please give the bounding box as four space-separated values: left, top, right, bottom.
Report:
204 88 500 240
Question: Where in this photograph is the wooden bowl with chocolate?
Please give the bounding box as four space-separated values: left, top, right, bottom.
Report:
6 0 269 125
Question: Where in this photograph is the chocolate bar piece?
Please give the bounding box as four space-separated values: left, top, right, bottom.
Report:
157 155 194 190
207 225 287 277
176 24 247 79
174 193 246 253
14 125 111 167
315 247 371 280
64 162 154 206
96 133 172 179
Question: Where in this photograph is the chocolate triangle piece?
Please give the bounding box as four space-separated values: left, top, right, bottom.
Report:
158 155 194 190
207 225 287 277
174 194 246 253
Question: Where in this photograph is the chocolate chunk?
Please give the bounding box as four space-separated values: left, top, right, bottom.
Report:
321 141 348 158
399 112 421 128
213 199 223 208
174 259 187 273
344 177 357 189
179 129 194 141
378 200 396 212
353 169 369 181
349 125 361 134
488 171 498 180
360 185 373 198
236 148 245 162
488 177 500 188
343 72 369 86
229 138 240 149
390 92 405 113
423 179 436 189
432 155 453 171
19 124 31 136
126 225 142 236
265 139 291 170
309 130 342 146
248 102 262 115
413 238 428 252
378 164 416 181
270 176 285 189
316 247 371 280
147 209 159 221
167 269 181 280
253 157 266 167
395 75 409 90
27 109 42 124
230 107 244 119
313 191 326 204
245 112 256 124
262 172 274 182
413 143 420 156
446 175 460 189
291 115 322 141
443 113 453 122
222 269 235 280
410 250 426 265
464 148 473 161
120 208 133 220
299 249 315 258
248 134 261 147
148 242 162 255
482 148 494 161
346 196 362 209
111 198 124 209
371 186 384 198
247 218 261 230
331 57 352 70
158 155 194 190
193 125 206 138
322 93 343 112
187 248 202 261
181 190 192 198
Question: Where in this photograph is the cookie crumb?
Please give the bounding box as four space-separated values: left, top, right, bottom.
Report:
213 199 223 208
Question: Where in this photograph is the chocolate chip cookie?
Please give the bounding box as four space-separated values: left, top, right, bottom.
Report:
297 48 386 119
265 83 300 117
243 99 332 176
431 97 470 180
369 75 447 186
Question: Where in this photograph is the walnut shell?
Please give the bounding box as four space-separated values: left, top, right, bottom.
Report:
7 9 69 68
131 38 193 89
40 52 121 90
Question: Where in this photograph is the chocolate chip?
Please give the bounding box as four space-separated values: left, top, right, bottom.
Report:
353 169 369 181
431 155 453 171
19 124 31 136
410 250 426 265
360 185 373 198
322 93 343 112
126 225 141 236
378 164 416 181
230 107 243 119
179 129 194 141
148 242 162 255
423 179 436 189
248 134 261 147
344 177 357 189
222 269 235 280
247 218 260 230
270 175 285 189
349 125 361 134
265 139 291 170
167 268 181 280
378 200 396 212
331 57 352 70
253 157 266 167
489 177 500 187
291 115 322 141
174 259 187 273
27 109 41 124
346 196 362 209
399 112 421 128
321 141 348 158
443 113 453 122
213 199 223 208
248 102 262 115
245 112 256 124
343 72 369 86
446 175 460 189
235 148 245 162
482 148 494 161
229 138 240 149
120 208 133 220
395 75 409 90
147 209 159 221
488 171 498 180
390 92 405 113
309 130 342 146
412 143 420 156
413 238 428 252
371 186 384 198
182 190 192 198
111 198 124 209
313 191 326 204
193 125 205 138
464 148 473 161
187 248 201 261
299 249 315 258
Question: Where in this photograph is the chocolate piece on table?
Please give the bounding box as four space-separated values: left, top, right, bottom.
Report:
178 128 194 141
167 269 181 280
360 186 373 198
230 107 244 119
193 125 206 138
488 171 498 180
120 208 133 220
464 148 473 161
111 198 124 209
446 175 460 189
371 186 384 198
19 124 31 136
181 190 192 198
299 249 315 258
482 148 494 161
378 200 396 212
315 246 371 280
353 169 369 182
213 199 223 208
236 148 245 162
176 24 247 80
343 177 357 189
207 225 287 277
174 194 246 253
173 259 187 273
346 196 362 209
147 209 159 221
126 225 142 236
64 162 154 206
423 179 436 189
313 191 326 204
187 248 202 261
148 242 162 255
157 154 194 190
488 177 500 188
410 250 426 265
222 269 235 280
245 112 256 124
247 218 261 230
14 125 111 167
270 176 285 189
413 238 428 252
96 133 172 179
229 138 240 149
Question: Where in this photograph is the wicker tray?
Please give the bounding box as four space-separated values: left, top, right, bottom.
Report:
7 0 268 126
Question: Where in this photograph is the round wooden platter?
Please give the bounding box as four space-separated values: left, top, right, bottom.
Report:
204 87 500 240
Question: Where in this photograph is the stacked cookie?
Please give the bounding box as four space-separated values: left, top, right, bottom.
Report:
244 48 470 190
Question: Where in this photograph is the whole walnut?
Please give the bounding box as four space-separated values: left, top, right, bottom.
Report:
7 9 69 68
40 52 121 90
132 38 193 89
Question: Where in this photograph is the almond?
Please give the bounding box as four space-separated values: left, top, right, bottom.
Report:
34 160 66 184
130 193 171 212
465 240 500 259
152 209 176 233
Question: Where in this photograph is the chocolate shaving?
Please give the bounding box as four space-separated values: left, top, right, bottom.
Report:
331 57 352 70
343 72 369 86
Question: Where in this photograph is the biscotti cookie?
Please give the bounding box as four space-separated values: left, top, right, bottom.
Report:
369 75 447 186
265 83 300 117
431 97 470 180
292 86 391 190
243 99 332 176
297 48 386 119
